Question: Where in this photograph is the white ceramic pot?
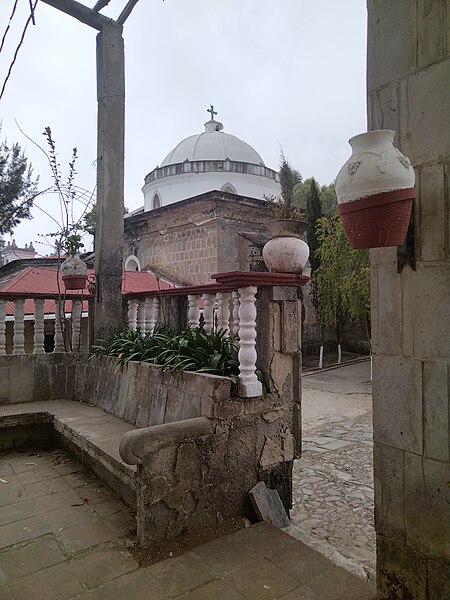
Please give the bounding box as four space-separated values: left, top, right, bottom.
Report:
61 254 88 290
263 236 310 274
335 130 416 248
335 130 415 204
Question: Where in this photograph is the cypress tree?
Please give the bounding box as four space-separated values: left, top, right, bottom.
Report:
306 177 322 275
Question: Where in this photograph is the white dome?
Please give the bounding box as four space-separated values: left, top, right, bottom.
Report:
142 110 280 212
161 119 264 167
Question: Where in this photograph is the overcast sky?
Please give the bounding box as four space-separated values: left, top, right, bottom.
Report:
1 0 367 253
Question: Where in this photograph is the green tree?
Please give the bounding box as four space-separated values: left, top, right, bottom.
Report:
319 183 337 216
0 136 38 235
293 178 337 216
306 177 322 275
314 215 370 344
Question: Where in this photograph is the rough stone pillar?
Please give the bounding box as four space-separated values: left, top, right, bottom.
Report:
94 24 125 341
367 2 450 598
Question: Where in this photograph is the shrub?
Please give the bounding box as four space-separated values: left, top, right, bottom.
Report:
92 326 240 381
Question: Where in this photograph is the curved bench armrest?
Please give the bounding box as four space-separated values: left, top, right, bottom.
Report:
119 417 216 465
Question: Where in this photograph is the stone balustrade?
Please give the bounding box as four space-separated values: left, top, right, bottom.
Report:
0 272 308 398
0 292 92 355
123 271 309 398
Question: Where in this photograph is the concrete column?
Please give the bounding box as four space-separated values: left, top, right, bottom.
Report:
94 24 125 341
367 1 450 598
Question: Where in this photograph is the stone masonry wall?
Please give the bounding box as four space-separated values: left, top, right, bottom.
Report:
367 2 450 599
124 191 271 285
125 285 301 547
75 356 232 428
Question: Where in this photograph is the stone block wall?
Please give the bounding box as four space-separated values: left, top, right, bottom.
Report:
368 1 450 598
0 354 77 404
75 356 232 428
121 285 302 547
124 191 271 284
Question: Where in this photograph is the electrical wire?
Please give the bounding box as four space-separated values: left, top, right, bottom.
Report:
0 0 19 56
0 0 39 103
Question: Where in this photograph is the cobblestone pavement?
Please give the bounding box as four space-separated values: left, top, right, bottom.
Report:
291 362 376 580
0 448 376 599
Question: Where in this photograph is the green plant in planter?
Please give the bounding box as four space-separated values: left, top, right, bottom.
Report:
93 326 270 395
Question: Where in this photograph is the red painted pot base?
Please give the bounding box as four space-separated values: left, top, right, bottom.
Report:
62 275 88 290
338 188 415 249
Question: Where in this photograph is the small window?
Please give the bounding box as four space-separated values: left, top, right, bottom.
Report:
153 193 161 209
125 255 141 271
221 183 237 194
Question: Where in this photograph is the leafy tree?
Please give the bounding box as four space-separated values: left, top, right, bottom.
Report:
314 215 370 345
319 183 337 216
293 178 337 216
0 136 38 235
82 204 96 237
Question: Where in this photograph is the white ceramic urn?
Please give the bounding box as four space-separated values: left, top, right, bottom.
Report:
61 254 88 290
335 130 415 203
335 130 416 248
262 220 309 274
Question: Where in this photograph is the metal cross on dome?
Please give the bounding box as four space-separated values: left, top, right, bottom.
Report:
207 105 217 120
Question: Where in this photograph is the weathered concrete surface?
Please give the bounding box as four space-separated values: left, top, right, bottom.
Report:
301 361 372 430
0 449 376 600
292 361 375 580
249 481 290 528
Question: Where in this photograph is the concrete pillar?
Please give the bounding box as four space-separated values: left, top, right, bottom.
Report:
367 1 450 598
94 24 125 341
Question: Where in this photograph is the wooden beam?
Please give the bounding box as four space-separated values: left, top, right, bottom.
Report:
117 0 140 25
40 0 120 31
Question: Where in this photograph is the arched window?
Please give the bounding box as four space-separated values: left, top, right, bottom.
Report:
125 255 141 271
221 182 237 194
153 193 161 209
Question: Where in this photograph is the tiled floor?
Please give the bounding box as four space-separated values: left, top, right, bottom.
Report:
0 449 376 599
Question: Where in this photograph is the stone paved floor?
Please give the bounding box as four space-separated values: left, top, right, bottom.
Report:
0 449 376 599
291 362 376 580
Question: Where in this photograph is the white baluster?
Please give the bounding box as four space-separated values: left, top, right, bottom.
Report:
72 299 82 352
12 299 25 355
127 298 138 331
0 300 6 356
54 299 65 352
137 300 146 333
33 299 45 354
187 294 200 328
143 297 153 334
202 293 214 332
149 297 160 333
216 292 230 334
237 286 262 397
230 291 240 342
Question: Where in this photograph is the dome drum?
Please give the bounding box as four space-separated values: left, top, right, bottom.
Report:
144 159 278 185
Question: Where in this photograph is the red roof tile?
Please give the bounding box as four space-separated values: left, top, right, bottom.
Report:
0 267 175 316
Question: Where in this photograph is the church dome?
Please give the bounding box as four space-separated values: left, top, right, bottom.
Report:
161 119 265 167
141 107 280 212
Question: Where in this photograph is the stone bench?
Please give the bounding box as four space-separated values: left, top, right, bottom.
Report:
0 400 137 508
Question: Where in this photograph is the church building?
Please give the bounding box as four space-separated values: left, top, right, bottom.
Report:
124 108 280 284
